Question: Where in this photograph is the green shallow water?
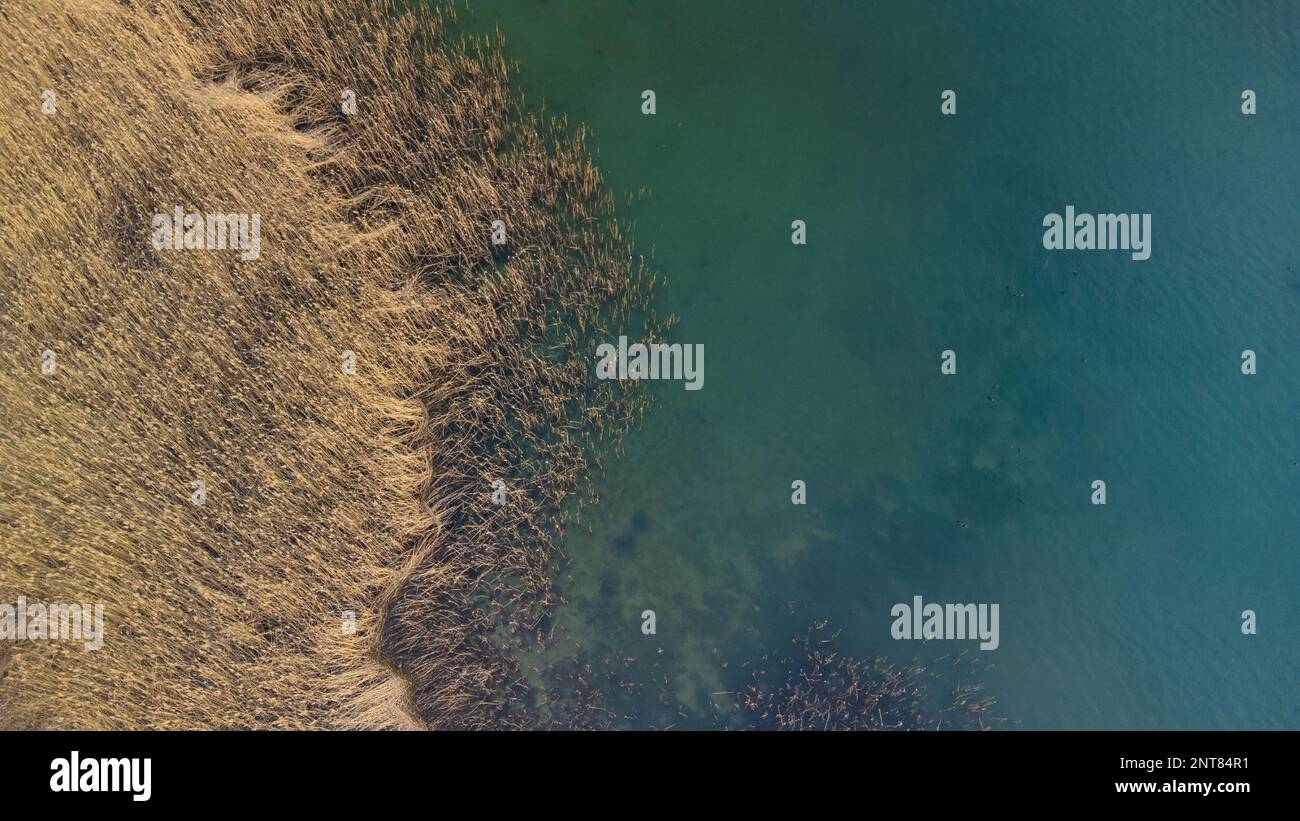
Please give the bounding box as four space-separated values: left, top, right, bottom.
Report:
459 0 1300 729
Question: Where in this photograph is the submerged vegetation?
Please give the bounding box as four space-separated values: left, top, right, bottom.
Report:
0 0 658 729
738 623 1001 731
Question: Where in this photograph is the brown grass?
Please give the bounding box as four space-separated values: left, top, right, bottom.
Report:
0 0 657 729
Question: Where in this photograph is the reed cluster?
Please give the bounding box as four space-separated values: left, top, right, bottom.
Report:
0 0 658 729
739 623 1001 731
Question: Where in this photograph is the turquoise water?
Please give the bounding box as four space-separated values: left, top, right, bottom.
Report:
462 0 1300 729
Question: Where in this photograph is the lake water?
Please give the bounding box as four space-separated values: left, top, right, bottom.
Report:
460 0 1300 729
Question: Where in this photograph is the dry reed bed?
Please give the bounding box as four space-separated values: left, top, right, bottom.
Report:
0 0 658 729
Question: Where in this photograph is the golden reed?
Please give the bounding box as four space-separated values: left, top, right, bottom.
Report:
0 0 661 729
